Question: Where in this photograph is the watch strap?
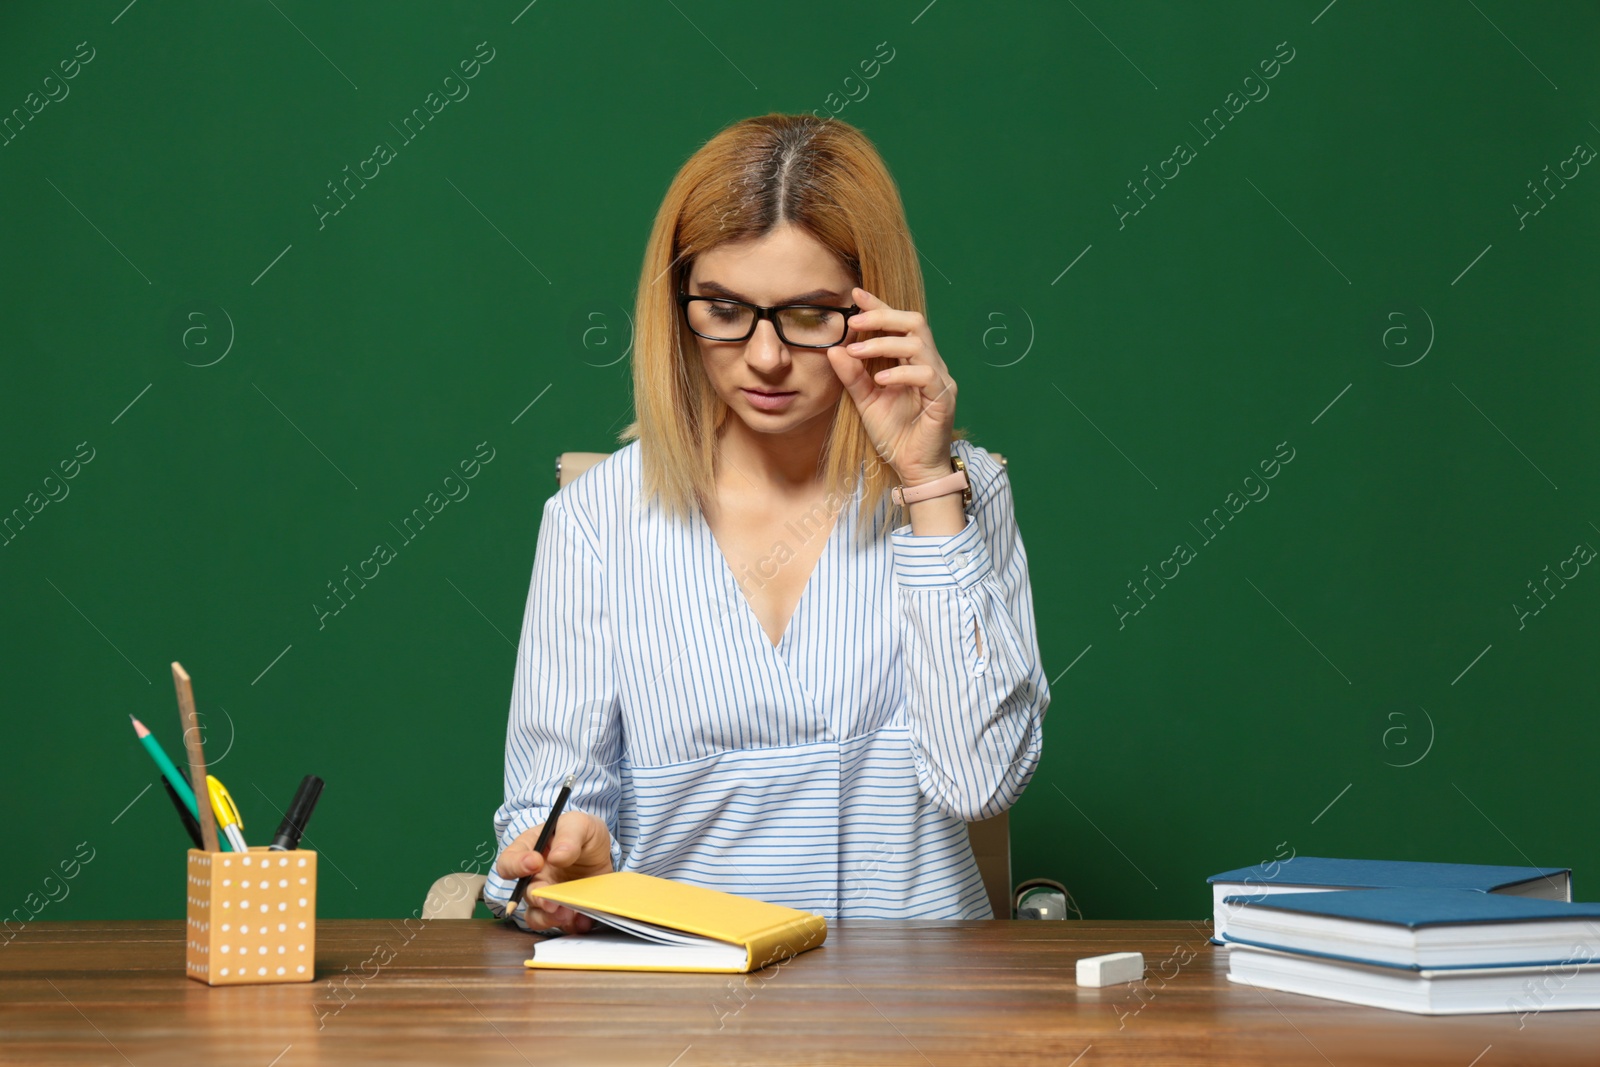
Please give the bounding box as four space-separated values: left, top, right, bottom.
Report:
891 455 971 508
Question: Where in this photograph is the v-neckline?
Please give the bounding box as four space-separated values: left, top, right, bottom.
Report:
699 487 855 653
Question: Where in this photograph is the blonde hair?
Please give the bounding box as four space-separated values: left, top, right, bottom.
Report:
617 112 965 543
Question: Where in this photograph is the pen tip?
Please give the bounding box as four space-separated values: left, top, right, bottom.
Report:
563 773 576 788
130 715 149 737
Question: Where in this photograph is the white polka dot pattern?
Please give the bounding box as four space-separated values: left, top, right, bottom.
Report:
185 849 317 986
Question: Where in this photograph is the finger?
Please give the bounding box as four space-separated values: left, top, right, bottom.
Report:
573 913 595 934
848 288 925 338
846 335 920 362
825 344 879 408
496 843 546 880
872 365 939 390
521 871 560 911
851 286 892 315
544 818 593 866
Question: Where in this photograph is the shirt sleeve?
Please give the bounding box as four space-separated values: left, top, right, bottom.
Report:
484 493 624 929
888 441 1051 823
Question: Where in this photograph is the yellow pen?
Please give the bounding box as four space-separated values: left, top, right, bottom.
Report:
206 775 249 853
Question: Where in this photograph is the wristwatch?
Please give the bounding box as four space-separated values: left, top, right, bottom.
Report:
891 454 972 508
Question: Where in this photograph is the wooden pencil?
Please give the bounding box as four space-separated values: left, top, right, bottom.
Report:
172 661 220 852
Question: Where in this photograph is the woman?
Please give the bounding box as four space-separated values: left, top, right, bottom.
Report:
488 113 1050 933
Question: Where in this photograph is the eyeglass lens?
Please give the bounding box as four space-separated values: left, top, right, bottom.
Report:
685 300 849 347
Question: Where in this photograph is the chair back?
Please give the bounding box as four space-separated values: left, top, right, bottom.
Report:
421 872 488 920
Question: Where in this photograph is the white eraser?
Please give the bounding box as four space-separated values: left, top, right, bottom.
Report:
1076 951 1145 987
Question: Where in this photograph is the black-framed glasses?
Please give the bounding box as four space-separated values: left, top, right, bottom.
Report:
677 290 860 349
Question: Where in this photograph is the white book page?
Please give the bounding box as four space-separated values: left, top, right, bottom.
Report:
531 930 748 970
556 902 731 949
1213 882 1342 940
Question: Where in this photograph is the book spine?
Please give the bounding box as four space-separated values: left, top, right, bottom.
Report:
748 913 828 970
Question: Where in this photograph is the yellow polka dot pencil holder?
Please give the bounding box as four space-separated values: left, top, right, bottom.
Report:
186 847 317 985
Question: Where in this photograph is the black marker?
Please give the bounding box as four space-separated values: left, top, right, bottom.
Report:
269 775 325 851
512 773 576 916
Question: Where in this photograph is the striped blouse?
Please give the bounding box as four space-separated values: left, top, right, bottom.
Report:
484 437 1050 926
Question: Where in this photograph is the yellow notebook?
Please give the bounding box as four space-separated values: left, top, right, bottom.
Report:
522 871 827 973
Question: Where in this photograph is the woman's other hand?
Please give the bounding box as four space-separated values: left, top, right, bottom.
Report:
494 810 614 933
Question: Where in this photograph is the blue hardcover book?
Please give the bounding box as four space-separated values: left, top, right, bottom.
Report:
1206 857 1571 944
1221 887 1600 969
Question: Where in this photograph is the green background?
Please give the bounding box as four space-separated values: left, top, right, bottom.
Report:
2 1 1595 925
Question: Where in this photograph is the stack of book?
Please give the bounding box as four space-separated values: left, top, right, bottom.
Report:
1206 857 1600 1015
1206 857 1572 944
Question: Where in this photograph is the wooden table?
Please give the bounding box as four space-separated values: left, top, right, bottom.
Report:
2 919 1593 1065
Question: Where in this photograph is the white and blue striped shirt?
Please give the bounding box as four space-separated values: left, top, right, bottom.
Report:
485 437 1050 925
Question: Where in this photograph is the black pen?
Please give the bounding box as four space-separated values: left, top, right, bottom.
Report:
161 776 204 849
269 775 325 851
512 773 576 916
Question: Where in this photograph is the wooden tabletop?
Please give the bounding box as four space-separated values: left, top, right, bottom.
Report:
1 919 1592 1065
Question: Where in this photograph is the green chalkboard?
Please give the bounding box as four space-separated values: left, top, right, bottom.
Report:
2 1 1595 930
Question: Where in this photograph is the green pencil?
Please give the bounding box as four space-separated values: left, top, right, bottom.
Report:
130 714 220 844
